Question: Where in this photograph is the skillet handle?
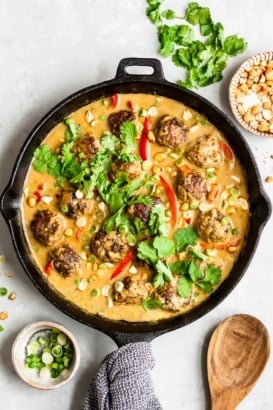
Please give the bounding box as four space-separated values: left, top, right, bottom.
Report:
104 329 165 347
115 57 165 83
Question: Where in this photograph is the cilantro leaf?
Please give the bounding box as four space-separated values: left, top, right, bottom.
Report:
142 297 163 310
155 260 173 282
137 241 158 265
146 0 164 25
64 118 81 142
177 275 192 298
32 145 62 177
118 121 140 163
153 236 175 258
149 203 169 236
188 260 202 282
197 281 213 294
203 265 222 285
152 271 165 288
162 9 176 20
223 35 248 56
158 24 182 57
170 260 190 275
174 227 198 252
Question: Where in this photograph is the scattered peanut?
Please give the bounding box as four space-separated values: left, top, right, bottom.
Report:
8 292 16 301
0 311 8 320
266 176 273 183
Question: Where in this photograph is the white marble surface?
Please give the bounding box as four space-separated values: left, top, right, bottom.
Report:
1 1 273 409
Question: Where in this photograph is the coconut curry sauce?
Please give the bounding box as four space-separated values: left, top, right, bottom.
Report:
22 94 250 322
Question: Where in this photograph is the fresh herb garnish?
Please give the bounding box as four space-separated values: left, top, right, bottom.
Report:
170 259 222 295
174 227 198 252
142 296 163 310
146 1 247 88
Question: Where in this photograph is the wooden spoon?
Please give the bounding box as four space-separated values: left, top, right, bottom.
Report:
207 314 270 410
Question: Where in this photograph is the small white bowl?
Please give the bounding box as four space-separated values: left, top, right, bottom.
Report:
229 51 273 137
12 321 80 389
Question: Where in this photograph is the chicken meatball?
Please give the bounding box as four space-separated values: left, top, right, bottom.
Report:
127 197 163 223
112 276 148 304
186 132 224 168
31 209 66 246
176 170 208 201
155 115 187 148
58 189 93 218
90 230 130 263
48 244 81 277
108 110 135 137
110 158 143 180
197 208 232 243
155 276 191 312
72 134 100 161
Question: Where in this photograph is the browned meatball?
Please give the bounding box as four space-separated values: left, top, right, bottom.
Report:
108 110 135 137
127 197 163 223
58 189 93 218
155 115 187 148
197 208 232 243
48 244 81 277
110 158 143 180
186 132 224 168
112 276 148 304
176 170 208 201
72 134 100 161
90 230 130 263
31 209 66 246
155 277 191 312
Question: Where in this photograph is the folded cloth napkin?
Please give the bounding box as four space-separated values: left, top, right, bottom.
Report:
83 342 163 410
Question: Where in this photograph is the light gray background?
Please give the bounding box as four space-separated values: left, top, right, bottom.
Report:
0 1 273 409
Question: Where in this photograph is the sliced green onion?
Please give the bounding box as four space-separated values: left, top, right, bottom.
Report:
57 333 67 346
52 345 62 357
42 352 54 365
0 287 8 296
189 200 199 210
90 288 99 297
221 216 230 226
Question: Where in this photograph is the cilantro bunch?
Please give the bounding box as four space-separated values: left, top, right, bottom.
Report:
137 226 222 295
146 1 247 89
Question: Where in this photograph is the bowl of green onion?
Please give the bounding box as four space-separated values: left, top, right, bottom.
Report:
12 321 80 389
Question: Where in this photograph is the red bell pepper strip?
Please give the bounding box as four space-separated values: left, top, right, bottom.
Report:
111 93 120 108
139 117 151 161
160 175 178 227
34 190 43 202
220 141 233 160
75 227 84 242
44 261 54 275
200 238 241 251
110 250 134 280
179 164 191 176
34 183 45 202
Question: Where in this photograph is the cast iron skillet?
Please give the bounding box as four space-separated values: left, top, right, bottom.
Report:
0 58 271 346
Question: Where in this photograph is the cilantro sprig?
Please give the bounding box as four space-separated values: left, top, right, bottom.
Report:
146 0 247 88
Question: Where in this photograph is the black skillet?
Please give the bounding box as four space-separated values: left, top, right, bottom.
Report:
0 58 271 347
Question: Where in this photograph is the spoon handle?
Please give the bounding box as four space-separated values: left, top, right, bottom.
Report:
211 393 237 410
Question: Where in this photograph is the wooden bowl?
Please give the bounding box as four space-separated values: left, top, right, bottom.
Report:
229 51 273 137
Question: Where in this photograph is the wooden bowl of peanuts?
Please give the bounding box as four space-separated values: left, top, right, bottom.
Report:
229 51 273 137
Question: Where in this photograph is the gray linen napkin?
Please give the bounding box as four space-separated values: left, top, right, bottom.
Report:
83 342 163 410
